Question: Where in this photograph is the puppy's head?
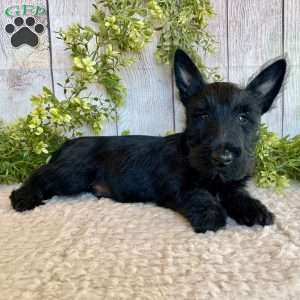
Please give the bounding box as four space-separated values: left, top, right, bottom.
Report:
174 49 287 182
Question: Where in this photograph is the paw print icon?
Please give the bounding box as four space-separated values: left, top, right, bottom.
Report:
5 17 45 48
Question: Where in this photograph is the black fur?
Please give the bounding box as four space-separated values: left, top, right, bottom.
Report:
10 49 287 233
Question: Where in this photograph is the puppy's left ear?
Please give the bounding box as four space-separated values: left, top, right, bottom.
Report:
246 58 287 114
174 49 206 105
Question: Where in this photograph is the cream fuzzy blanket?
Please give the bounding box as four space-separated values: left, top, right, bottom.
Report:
0 183 300 300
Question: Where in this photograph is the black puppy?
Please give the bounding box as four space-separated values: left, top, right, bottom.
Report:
10 50 286 233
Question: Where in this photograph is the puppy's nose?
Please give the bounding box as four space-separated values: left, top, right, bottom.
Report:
212 149 233 166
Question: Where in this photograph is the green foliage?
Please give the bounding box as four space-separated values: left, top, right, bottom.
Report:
121 130 131 136
164 130 175 136
0 119 66 184
155 0 220 80
0 85 114 184
255 125 300 190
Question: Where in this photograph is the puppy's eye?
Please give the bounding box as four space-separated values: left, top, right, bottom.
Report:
199 113 209 120
193 112 209 120
238 113 248 124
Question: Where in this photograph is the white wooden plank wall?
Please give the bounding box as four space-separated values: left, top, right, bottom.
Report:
119 33 174 136
0 0 299 137
284 0 300 136
228 0 283 135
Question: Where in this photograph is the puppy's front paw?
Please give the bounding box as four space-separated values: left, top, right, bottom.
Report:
233 198 274 227
10 188 44 212
188 205 227 233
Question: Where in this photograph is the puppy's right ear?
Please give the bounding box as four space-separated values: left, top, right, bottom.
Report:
174 49 206 105
246 58 287 114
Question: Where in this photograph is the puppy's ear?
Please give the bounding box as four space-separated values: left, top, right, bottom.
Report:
174 49 206 105
246 58 287 114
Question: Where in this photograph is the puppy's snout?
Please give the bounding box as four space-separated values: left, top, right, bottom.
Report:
212 149 234 166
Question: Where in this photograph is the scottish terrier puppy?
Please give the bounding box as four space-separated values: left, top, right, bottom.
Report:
10 49 286 233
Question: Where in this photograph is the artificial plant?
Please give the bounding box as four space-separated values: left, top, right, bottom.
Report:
255 125 300 190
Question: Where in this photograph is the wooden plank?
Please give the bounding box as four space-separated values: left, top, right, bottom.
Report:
283 0 300 136
0 0 52 123
118 33 174 136
48 0 117 136
203 0 228 81
228 0 283 135
174 0 228 132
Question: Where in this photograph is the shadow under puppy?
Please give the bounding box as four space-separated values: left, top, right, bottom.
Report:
10 49 286 233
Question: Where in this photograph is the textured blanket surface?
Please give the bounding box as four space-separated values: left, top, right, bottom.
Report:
0 183 300 300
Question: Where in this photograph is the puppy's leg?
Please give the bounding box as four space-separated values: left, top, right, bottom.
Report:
162 189 227 233
10 163 89 212
220 188 274 226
